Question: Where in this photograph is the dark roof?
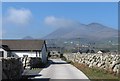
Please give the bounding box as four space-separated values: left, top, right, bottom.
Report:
0 45 10 51
0 40 46 51
99 49 110 53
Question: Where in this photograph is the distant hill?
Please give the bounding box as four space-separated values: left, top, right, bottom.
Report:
44 23 118 41
22 36 34 39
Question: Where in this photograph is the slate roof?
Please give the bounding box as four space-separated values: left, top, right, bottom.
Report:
0 45 10 51
0 40 46 51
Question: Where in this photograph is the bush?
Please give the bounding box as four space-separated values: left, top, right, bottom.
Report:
60 54 63 58
61 56 67 61
30 57 44 68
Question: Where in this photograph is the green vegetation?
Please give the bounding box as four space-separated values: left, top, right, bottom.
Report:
61 55 67 61
62 56 120 81
60 55 72 64
73 62 120 81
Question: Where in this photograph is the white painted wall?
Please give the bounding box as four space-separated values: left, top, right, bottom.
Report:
0 43 47 63
0 59 2 81
0 48 7 58
97 51 103 54
12 51 40 58
41 44 47 63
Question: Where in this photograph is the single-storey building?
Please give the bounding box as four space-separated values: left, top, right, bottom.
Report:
97 50 103 54
97 49 110 54
0 45 11 57
47 47 64 53
0 40 47 63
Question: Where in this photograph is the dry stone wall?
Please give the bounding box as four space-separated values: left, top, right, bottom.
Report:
64 53 120 75
1 56 43 80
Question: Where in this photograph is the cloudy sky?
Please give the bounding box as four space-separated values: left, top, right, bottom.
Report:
2 2 118 39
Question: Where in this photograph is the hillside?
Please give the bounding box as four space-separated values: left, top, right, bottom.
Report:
44 23 118 41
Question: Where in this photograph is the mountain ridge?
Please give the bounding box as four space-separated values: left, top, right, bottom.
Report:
43 22 118 41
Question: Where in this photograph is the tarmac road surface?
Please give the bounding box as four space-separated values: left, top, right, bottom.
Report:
34 59 89 80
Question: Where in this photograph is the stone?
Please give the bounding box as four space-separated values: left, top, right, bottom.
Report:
89 63 93 68
63 53 120 75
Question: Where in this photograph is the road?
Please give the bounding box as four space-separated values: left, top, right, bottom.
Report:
34 59 89 80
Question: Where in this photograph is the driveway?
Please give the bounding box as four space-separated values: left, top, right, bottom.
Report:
34 59 89 80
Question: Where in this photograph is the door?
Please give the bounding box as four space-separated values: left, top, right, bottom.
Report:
0 51 4 57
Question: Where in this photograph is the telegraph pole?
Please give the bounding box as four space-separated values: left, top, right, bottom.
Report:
77 38 80 53
79 38 80 53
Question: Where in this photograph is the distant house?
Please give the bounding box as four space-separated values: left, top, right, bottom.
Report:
0 40 47 63
97 50 103 54
47 46 64 54
73 48 95 54
0 45 11 57
97 49 110 54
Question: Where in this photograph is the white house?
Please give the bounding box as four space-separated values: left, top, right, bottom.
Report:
0 40 47 63
97 50 103 54
0 45 11 58
97 49 110 54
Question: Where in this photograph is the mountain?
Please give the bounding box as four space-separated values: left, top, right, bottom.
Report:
44 23 118 41
22 36 34 39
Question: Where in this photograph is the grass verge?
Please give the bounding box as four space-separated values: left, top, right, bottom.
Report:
61 56 120 81
73 62 120 81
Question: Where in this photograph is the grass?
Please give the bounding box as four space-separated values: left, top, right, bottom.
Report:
61 55 120 81
73 62 120 81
